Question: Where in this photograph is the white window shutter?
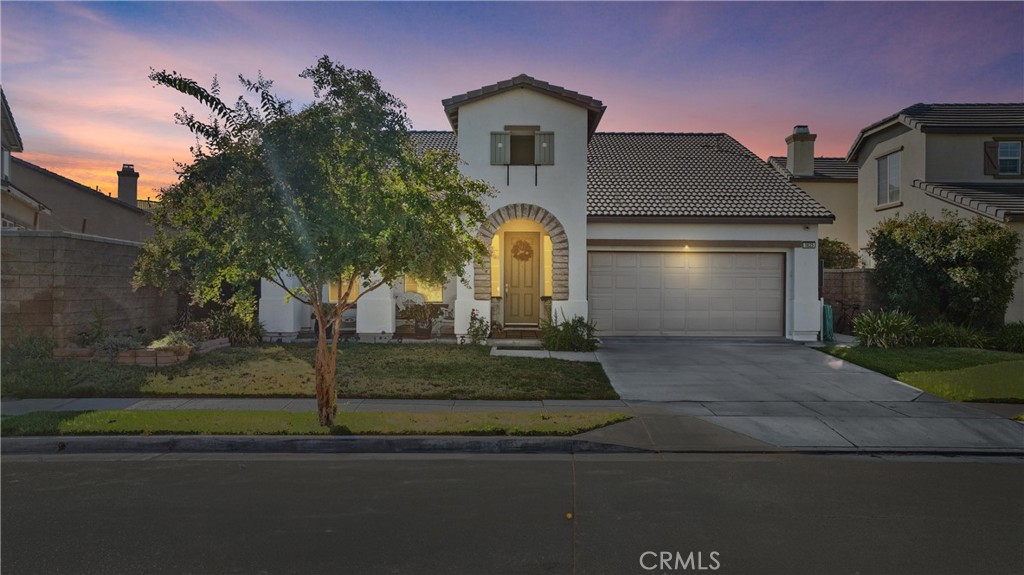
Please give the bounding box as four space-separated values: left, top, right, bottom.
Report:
491 132 510 165
535 132 554 165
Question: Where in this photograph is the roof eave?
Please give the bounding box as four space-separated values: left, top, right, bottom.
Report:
587 215 836 225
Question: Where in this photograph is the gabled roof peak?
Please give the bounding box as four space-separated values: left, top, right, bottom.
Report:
442 74 606 139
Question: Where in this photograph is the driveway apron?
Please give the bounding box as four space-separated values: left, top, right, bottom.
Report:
596 338 1024 451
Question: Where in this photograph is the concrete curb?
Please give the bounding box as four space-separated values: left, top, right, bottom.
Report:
4 436 1022 457
1 436 650 455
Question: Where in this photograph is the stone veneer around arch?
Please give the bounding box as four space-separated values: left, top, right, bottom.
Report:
473 203 569 301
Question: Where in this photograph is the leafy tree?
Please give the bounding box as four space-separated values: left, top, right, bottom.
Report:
866 211 1021 328
135 57 493 425
818 237 860 269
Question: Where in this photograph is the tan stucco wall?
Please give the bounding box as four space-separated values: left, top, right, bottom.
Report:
795 180 858 248
926 133 1024 182
10 161 154 242
854 125 927 257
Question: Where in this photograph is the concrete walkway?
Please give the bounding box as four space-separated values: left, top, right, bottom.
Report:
594 338 1024 452
2 395 1021 454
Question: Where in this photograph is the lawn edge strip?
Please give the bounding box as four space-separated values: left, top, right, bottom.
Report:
0 410 633 437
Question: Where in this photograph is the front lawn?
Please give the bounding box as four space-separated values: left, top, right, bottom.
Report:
0 410 631 437
1 344 617 400
822 346 1023 403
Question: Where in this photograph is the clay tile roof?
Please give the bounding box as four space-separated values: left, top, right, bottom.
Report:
441 74 606 138
848 103 1024 161
409 131 456 155
768 156 858 182
587 133 833 220
410 131 834 222
913 180 1024 222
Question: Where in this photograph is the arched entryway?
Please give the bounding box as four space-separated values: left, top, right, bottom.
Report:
474 204 569 325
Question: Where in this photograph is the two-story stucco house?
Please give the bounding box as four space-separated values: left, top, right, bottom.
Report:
259 75 834 341
1 88 51 230
846 103 1024 322
769 126 858 248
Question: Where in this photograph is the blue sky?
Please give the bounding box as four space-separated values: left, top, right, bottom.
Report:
2 1 1021 198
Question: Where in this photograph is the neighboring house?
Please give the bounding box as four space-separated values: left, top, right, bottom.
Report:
846 103 1024 322
768 126 858 248
1 88 51 230
8 159 155 242
260 74 833 341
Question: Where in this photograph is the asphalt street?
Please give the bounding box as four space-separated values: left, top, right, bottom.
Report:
2 453 1022 575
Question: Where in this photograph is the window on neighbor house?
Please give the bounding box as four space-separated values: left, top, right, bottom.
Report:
876 151 901 205
998 141 1022 175
490 127 554 166
984 140 1023 176
404 276 443 303
327 275 360 303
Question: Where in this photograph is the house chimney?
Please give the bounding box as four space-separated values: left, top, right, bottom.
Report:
785 125 816 177
117 163 139 206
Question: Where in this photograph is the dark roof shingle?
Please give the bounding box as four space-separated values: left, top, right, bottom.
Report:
588 133 833 220
913 180 1024 222
768 156 858 182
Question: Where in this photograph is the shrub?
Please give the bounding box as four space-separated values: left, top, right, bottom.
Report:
2 336 56 370
917 321 986 349
183 319 213 342
852 309 918 349
466 309 490 345
541 313 599 352
93 335 143 359
866 211 1021 329
209 309 265 345
989 322 1024 353
819 238 860 269
150 330 198 350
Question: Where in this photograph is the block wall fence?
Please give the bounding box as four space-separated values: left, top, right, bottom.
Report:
2 231 179 345
821 268 884 312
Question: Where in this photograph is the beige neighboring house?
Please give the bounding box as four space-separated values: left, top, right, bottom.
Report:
846 103 1024 322
768 126 858 248
9 159 154 242
1 88 51 230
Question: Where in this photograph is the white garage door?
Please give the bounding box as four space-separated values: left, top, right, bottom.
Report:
588 252 785 336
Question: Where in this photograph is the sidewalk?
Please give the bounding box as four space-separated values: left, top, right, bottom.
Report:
2 397 1022 455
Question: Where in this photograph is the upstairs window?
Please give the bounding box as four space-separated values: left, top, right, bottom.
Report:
985 140 1022 176
876 151 900 205
491 127 554 166
998 141 1021 175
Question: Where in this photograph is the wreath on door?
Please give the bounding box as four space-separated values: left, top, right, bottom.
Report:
511 239 534 262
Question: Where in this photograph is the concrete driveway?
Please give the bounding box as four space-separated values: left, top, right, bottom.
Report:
596 338 1024 451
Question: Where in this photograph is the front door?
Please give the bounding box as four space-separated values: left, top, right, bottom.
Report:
504 232 541 325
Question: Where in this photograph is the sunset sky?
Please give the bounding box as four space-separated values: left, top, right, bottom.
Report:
2 1 1021 200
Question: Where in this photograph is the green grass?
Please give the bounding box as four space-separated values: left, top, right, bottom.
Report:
900 361 1024 403
0 410 631 437
821 346 1023 403
1 344 616 400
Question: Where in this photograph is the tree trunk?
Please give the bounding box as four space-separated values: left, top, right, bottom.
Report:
314 310 338 426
